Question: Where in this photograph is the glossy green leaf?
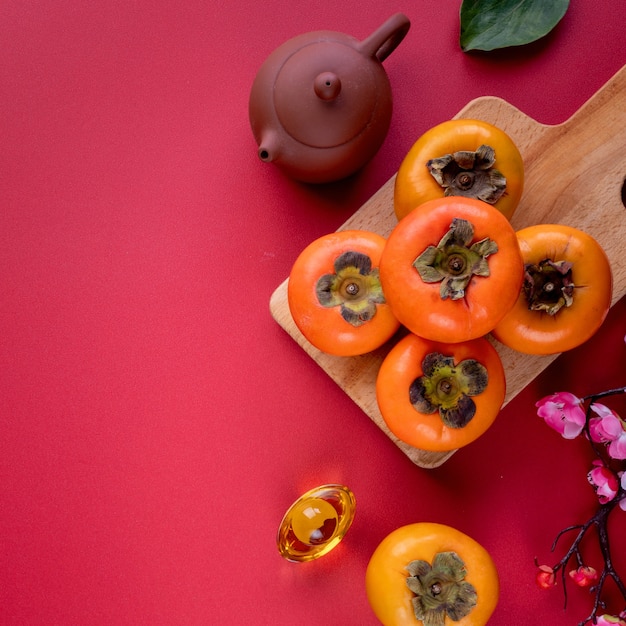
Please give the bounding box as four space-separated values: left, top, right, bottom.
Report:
460 0 570 52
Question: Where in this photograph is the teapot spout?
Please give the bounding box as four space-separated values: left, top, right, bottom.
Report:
257 131 280 163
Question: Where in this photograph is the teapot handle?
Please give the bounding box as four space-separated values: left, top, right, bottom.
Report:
358 13 410 63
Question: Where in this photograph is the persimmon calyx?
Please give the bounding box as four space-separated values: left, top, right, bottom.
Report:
316 250 385 326
413 218 498 300
406 551 478 626
523 258 574 315
409 352 488 429
426 143 506 204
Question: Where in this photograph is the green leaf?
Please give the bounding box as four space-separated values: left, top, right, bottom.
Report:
460 0 570 52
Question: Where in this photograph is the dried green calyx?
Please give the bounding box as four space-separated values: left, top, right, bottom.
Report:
316 250 385 326
523 258 574 315
427 144 506 204
406 551 478 626
413 218 498 300
409 352 488 429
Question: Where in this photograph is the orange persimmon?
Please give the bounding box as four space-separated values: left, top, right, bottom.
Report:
491 224 613 355
376 332 505 452
379 197 524 343
394 118 524 221
287 230 400 356
366 522 499 626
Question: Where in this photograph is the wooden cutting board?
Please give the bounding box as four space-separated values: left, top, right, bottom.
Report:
270 64 626 468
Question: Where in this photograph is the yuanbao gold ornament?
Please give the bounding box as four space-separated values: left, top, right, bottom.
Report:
277 484 356 562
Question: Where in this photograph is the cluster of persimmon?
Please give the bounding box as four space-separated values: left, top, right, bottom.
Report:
288 118 613 457
287 119 614 625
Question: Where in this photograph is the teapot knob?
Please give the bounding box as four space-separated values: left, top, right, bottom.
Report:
314 72 342 101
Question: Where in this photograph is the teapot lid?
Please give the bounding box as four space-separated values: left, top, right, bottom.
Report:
273 40 381 149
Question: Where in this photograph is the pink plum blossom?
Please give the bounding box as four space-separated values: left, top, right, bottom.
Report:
590 403 626 460
588 460 619 504
536 392 585 439
596 616 626 626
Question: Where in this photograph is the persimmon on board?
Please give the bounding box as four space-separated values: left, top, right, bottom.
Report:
376 332 505 453
394 118 524 221
379 197 524 343
287 230 400 356
491 224 613 355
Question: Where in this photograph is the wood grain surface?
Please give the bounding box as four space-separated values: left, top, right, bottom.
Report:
270 64 626 468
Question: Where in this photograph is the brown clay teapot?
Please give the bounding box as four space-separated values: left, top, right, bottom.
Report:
248 13 411 184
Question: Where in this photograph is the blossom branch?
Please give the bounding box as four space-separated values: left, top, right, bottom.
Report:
535 386 626 625
583 387 626 403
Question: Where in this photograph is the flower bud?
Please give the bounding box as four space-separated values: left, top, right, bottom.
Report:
568 565 598 587
535 564 556 589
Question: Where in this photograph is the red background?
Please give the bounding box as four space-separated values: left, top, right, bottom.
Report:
1 1 625 624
